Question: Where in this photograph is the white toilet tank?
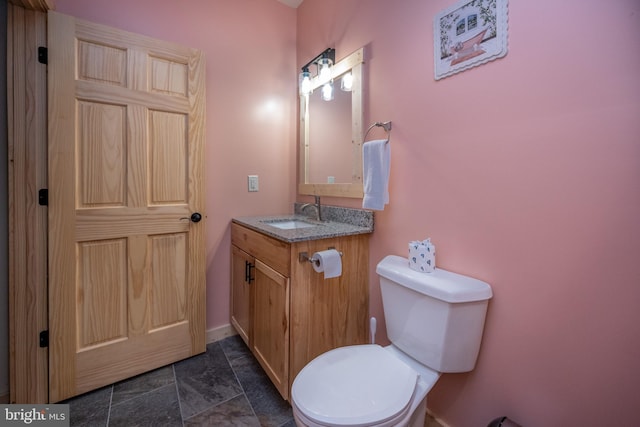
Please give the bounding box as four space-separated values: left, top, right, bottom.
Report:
376 255 492 373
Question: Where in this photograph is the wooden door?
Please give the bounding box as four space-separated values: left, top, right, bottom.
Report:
230 246 253 347
252 259 290 400
47 11 206 402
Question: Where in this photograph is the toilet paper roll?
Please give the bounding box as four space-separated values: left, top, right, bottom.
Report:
312 249 342 279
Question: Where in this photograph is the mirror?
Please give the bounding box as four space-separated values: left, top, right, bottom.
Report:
307 86 352 184
299 48 364 198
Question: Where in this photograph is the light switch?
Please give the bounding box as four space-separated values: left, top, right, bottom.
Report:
248 175 259 192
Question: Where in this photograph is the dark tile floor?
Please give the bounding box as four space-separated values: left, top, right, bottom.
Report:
64 335 295 426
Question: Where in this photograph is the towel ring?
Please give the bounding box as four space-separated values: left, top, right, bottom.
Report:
364 121 392 143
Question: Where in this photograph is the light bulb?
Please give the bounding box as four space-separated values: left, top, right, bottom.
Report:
318 58 332 81
299 70 312 95
340 72 353 91
321 82 334 101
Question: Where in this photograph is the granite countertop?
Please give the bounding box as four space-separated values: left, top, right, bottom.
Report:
232 204 374 243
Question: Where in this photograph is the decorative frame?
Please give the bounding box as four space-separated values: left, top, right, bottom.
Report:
434 0 508 80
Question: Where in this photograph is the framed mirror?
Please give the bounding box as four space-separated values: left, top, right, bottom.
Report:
299 48 364 198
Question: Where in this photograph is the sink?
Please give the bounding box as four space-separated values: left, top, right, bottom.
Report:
262 219 320 230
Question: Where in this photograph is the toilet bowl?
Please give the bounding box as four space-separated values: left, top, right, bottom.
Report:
292 344 440 427
290 255 493 427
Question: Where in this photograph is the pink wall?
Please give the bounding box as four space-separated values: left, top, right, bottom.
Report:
54 0 298 328
52 0 640 425
298 0 640 426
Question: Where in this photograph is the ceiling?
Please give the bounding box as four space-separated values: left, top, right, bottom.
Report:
277 0 304 8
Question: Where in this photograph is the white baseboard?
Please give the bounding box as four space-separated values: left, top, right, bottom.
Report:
206 323 237 344
426 409 450 427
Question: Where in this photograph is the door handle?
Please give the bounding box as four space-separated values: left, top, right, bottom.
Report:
181 212 203 223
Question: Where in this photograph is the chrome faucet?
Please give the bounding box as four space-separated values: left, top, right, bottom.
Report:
301 195 322 221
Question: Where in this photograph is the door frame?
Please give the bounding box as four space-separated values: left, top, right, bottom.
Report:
7 0 52 403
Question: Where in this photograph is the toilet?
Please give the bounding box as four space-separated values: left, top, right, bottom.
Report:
291 255 493 427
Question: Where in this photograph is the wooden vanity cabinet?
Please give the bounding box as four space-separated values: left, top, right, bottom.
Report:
230 222 369 401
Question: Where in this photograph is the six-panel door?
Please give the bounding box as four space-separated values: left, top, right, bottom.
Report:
47 11 206 402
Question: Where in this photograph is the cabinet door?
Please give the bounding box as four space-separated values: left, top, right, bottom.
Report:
253 259 290 400
231 246 253 347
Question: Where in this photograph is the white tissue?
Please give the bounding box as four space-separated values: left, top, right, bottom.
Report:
312 249 342 279
408 238 436 273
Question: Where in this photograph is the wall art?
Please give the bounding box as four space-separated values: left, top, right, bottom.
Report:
434 0 508 80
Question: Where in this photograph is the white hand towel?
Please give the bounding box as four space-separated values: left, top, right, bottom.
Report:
362 139 390 210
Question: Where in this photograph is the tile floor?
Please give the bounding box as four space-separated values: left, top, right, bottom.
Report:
64 334 443 427
64 335 295 426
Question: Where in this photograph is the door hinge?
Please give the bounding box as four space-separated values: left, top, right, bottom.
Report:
38 189 48 206
38 46 48 64
39 330 49 348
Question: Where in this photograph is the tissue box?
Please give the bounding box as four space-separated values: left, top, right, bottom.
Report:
408 239 436 273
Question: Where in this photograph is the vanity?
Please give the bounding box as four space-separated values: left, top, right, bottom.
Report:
230 46 373 401
230 205 373 400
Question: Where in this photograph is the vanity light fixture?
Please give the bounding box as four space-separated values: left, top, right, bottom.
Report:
299 47 336 97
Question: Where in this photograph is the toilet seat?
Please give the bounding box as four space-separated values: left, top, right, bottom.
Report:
291 344 419 426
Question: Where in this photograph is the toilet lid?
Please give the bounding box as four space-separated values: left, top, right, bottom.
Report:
292 345 418 426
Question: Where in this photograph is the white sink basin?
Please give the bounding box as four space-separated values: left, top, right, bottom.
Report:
263 219 320 230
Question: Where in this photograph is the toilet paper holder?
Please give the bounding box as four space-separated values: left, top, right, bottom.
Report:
299 248 343 266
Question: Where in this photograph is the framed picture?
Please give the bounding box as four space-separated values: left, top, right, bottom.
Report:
434 0 508 80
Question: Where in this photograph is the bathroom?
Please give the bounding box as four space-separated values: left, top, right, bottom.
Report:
1 0 639 426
